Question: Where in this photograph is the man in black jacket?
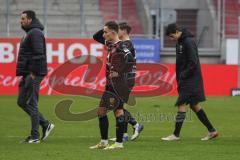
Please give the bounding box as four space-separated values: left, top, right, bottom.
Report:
16 10 54 143
162 23 218 141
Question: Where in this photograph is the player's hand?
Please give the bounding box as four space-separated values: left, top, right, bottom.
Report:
109 71 119 78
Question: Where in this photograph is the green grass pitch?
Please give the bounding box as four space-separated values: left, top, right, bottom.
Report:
0 95 240 160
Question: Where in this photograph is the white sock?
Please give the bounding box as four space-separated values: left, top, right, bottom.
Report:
100 139 108 145
133 123 139 129
123 133 128 137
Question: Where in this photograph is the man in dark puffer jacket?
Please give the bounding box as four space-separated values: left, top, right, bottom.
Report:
162 23 218 141
16 10 54 143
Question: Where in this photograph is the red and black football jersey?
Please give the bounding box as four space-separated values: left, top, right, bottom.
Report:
105 41 136 86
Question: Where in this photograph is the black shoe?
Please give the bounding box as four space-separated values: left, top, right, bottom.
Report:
20 136 40 144
41 123 55 141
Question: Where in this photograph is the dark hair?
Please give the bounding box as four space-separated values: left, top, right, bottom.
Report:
119 22 132 34
104 21 119 33
166 23 180 36
22 10 36 20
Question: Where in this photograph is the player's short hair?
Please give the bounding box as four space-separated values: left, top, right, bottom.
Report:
22 10 36 20
119 22 132 34
104 21 119 33
166 23 180 36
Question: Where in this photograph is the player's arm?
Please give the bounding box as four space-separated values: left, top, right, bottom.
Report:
180 39 198 79
93 29 105 45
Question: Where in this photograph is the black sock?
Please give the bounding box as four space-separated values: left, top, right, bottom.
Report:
99 115 108 140
116 115 125 143
124 109 137 126
173 112 186 137
124 122 128 133
123 109 129 133
196 109 215 132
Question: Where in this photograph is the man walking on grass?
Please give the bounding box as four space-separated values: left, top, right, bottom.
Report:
162 23 218 141
16 10 54 143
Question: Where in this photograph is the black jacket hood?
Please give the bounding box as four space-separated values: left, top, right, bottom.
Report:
23 18 44 32
178 28 194 43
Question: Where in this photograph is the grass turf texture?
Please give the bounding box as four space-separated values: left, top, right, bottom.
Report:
0 96 240 160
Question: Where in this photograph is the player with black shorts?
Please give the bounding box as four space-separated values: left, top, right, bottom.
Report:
90 21 135 150
162 23 218 141
109 22 143 142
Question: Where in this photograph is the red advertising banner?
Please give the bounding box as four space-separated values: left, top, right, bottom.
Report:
166 64 238 96
0 38 238 96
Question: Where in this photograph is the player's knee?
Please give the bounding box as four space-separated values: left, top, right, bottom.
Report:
178 105 186 112
97 107 106 116
190 104 201 112
114 109 124 117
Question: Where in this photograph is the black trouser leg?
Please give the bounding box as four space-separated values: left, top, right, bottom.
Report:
17 75 49 139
